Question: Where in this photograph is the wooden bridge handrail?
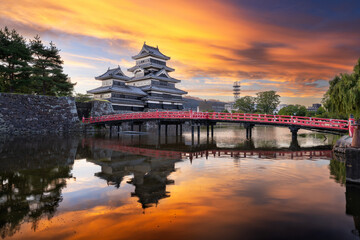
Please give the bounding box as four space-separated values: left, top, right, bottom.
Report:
82 110 349 131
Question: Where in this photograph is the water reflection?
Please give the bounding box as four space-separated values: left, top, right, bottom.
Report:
0 128 357 239
0 137 76 239
331 153 360 237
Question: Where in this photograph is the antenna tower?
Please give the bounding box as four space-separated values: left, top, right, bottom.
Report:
233 81 241 101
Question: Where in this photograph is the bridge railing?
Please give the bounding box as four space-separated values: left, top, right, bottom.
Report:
82 111 348 130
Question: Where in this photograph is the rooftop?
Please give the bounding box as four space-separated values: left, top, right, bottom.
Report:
141 85 187 95
87 85 147 96
95 66 130 81
132 43 170 61
128 63 174 72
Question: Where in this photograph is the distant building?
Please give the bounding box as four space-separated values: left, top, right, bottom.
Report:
87 43 187 111
307 103 322 112
225 102 235 112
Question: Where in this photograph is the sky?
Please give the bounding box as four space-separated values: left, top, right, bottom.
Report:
1 0 360 106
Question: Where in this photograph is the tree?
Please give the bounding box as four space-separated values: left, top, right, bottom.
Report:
315 106 326 116
255 91 280 114
278 104 307 116
75 93 92 102
323 58 360 118
234 96 256 113
0 27 32 93
30 36 75 96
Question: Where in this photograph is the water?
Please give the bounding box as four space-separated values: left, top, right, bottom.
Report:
0 126 358 240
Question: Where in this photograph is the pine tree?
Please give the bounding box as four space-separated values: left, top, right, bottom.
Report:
0 27 32 93
30 36 75 96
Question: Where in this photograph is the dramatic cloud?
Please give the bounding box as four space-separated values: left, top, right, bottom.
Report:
0 0 359 105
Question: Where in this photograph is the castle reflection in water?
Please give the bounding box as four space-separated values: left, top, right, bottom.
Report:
0 133 359 238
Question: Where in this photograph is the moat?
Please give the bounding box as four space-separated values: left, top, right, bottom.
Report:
0 126 359 240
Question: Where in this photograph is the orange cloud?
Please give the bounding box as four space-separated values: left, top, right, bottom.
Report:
0 0 359 101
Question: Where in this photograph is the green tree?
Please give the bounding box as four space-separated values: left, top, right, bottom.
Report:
30 36 75 96
323 58 360 118
278 104 307 116
234 96 256 113
0 27 32 93
255 91 280 114
75 93 92 102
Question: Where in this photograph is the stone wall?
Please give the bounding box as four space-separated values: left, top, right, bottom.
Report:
90 100 114 117
0 93 79 135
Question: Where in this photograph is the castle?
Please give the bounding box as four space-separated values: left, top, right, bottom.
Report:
87 43 187 111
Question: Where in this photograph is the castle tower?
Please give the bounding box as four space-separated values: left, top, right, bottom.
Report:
87 43 187 111
127 43 187 110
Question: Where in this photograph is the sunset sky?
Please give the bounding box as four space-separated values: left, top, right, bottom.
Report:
1 0 359 105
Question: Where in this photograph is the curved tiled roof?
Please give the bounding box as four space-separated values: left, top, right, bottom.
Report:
110 98 144 106
140 85 187 95
129 71 180 83
128 63 174 72
95 66 130 81
144 96 184 103
87 85 147 96
132 43 170 60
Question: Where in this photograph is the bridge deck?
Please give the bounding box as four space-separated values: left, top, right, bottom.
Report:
83 111 349 133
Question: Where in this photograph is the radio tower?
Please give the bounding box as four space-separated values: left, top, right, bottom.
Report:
233 81 241 101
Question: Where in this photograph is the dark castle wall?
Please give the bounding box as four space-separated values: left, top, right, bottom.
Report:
0 93 79 135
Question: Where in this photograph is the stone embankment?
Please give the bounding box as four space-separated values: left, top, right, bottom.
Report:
0 93 129 135
0 93 79 135
333 135 360 160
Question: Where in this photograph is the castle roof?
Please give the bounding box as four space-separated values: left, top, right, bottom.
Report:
132 43 170 60
95 66 130 81
140 85 187 95
129 71 180 83
128 63 174 72
87 85 147 96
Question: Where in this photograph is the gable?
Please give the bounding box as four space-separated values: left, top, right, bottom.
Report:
159 73 168 78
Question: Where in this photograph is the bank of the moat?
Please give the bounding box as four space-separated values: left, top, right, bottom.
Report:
0 93 121 135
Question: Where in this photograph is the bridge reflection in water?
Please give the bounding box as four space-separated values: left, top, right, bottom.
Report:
0 133 358 239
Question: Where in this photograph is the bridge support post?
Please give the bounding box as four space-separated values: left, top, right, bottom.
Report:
207 124 209 139
109 125 112 137
158 121 161 137
138 123 142 132
180 124 183 136
289 126 300 141
131 122 134 131
289 137 301 151
191 124 195 145
165 124 168 136
211 124 214 139
351 121 360 148
176 124 178 136
244 123 254 140
197 125 200 139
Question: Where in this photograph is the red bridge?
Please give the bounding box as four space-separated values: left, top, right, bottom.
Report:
82 111 351 139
